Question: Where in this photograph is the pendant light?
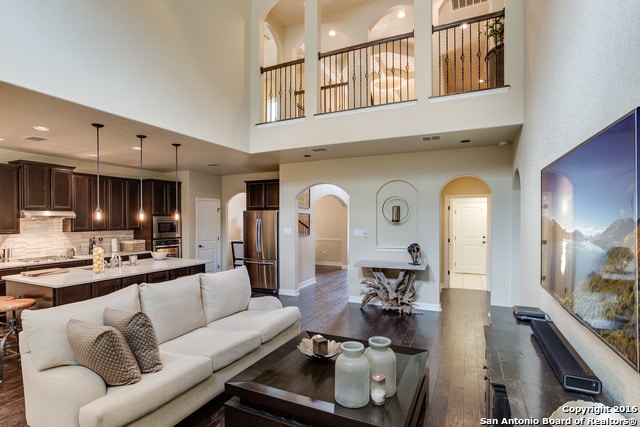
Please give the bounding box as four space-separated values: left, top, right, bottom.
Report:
172 143 181 220
92 123 104 221
137 134 147 221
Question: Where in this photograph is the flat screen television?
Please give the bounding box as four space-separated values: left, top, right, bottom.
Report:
541 107 639 371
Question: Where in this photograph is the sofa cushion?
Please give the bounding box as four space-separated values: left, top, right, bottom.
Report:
21 284 140 370
139 275 206 344
160 327 261 371
200 266 251 323
78 352 211 427
66 319 142 386
104 308 163 373
208 306 301 343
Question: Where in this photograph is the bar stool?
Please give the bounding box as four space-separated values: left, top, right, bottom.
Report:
1 298 36 383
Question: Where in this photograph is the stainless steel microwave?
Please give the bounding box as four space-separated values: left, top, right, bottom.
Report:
152 216 181 239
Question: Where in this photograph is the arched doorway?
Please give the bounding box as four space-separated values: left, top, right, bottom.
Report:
296 184 349 289
441 176 491 290
226 192 245 269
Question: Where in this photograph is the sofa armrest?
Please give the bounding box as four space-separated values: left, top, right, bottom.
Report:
21 352 107 427
248 296 284 311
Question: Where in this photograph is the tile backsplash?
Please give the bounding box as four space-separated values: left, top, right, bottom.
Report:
0 218 135 259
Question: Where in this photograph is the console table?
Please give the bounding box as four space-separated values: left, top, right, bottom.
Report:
484 306 608 420
355 260 427 314
354 260 428 271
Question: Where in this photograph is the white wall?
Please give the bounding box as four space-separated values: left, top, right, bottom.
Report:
0 0 251 151
515 0 640 410
280 144 513 309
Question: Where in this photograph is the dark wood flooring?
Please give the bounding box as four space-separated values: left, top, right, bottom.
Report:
0 266 490 426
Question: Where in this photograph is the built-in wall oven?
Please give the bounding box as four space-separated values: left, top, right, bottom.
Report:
152 216 181 239
152 238 181 258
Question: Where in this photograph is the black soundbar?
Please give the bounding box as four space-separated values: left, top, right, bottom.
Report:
531 320 601 395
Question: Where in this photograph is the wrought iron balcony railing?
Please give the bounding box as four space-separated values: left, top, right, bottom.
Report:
258 10 505 123
432 10 505 96
260 58 305 123
318 31 415 114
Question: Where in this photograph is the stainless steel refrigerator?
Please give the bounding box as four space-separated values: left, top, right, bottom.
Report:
243 210 279 291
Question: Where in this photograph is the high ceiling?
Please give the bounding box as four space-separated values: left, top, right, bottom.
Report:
0 1 518 176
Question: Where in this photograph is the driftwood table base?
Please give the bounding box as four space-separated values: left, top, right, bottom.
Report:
360 270 421 314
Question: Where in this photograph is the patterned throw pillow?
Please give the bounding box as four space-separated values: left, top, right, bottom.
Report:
66 319 142 386
103 307 163 373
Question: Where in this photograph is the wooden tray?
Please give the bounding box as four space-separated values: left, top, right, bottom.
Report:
21 268 70 277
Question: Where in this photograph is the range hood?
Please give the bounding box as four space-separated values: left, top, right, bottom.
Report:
20 210 77 219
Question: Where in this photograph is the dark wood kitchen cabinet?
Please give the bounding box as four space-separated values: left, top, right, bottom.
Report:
9 160 74 211
70 174 140 232
246 179 279 210
108 177 127 230
126 179 141 230
146 179 181 217
0 163 20 234
71 173 92 231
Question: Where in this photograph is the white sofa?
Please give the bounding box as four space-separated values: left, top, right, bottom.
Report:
18 266 301 427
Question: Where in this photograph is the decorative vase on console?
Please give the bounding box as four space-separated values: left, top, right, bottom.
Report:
335 341 370 408
364 336 396 397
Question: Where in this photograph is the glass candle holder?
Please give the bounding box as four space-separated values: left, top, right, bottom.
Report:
371 373 386 405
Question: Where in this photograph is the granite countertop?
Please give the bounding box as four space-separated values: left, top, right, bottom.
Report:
0 251 150 270
1 257 208 288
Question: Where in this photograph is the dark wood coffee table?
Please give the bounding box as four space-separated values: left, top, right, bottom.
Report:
225 331 429 427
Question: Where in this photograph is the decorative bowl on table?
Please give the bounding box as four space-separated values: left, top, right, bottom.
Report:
151 252 167 261
297 335 341 359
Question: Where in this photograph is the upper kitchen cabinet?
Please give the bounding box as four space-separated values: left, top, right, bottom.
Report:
69 174 137 232
0 163 20 234
145 179 181 217
246 179 279 210
70 173 93 231
9 160 74 211
126 179 141 230
107 177 127 230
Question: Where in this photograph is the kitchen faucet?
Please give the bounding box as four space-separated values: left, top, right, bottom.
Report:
110 252 122 268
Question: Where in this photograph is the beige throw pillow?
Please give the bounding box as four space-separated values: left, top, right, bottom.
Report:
104 307 163 373
66 319 142 386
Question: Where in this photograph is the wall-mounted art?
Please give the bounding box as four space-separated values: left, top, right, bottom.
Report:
376 180 418 248
298 213 310 236
298 188 310 209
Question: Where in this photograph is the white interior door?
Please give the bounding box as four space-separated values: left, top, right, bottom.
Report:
452 197 488 275
196 198 220 272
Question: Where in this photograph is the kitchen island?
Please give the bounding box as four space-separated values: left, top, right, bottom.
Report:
2 257 208 308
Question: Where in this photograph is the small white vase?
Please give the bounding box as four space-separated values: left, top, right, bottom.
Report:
364 336 396 397
335 341 370 408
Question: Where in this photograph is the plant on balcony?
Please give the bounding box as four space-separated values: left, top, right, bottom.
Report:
486 16 504 47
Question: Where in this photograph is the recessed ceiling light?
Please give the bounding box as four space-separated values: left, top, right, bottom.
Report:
460 139 471 144
328 30 336 37
397 10 406 18
498 140 509 146
206 163 220 167
131 146 141 151
310 147 328 152
88 153 98 157
32 125 50 131
0 137 5 141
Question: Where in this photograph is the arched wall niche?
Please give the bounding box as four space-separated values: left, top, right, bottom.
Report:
376 180 418 249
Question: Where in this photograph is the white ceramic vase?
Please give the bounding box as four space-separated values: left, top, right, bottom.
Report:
364 336 396 397
334 341 370 408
